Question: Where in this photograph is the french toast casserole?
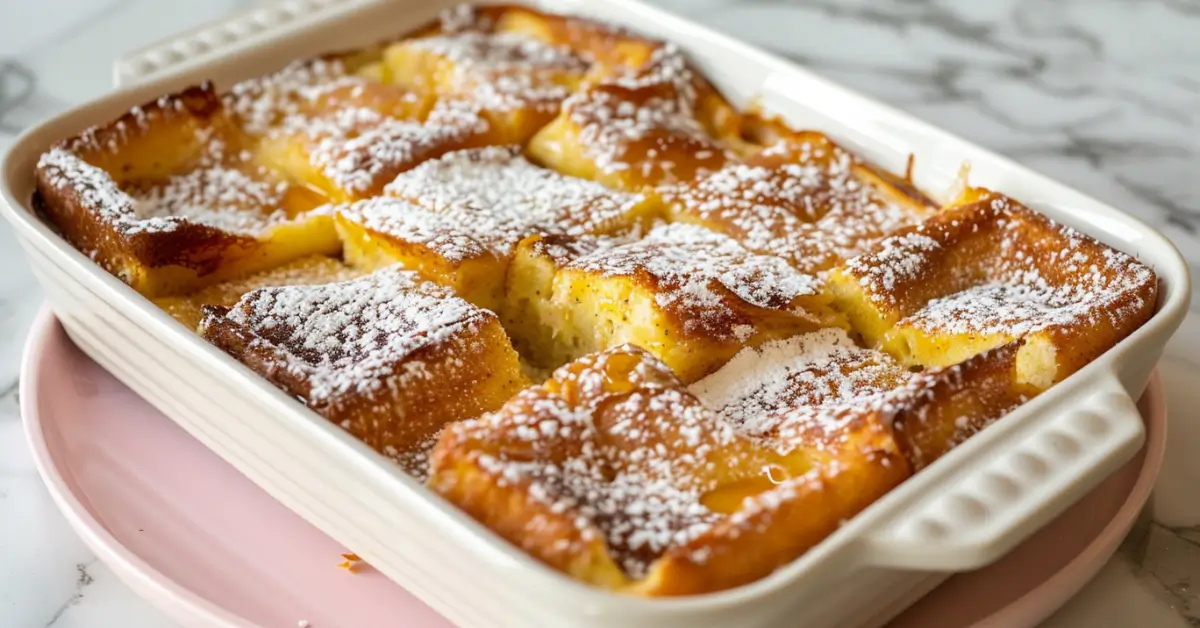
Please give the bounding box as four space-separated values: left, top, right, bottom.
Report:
32 3 1158 597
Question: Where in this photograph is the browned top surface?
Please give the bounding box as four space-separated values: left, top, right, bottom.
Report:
556 47 737 187
340 146 647 262
840 190 1158 337
558 223 825 340
200 267 494 408
663 135 935 273
435 345 793 579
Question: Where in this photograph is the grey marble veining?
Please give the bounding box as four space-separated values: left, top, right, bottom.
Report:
0 1 1198 626
661 0 1200 289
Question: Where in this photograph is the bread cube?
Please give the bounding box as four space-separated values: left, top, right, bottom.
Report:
505 223 845 382
431 343 907 595
663 134 937 273
527 47 740 191
200 267 527 476
336 146 658 311
827 189 1157 387
693 328 1030 472
493 6 662 72
251 100 492 202
34 85 339 298
382 30 589 143
153 255 362 331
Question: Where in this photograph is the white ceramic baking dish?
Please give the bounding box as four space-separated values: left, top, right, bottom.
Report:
1 1 1191 626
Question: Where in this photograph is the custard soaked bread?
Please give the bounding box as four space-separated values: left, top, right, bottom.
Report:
492 5 664 72
430 331 1029 594
239 60 492 203
429 343 898 595
154 255 363 331
35 85 340 298
663 134 938 273
504 223 845 382
380 27 590 144
827 187 1157 388
528 45 744 191
35 2 1159 597
335 146 658 312
200 268 526 476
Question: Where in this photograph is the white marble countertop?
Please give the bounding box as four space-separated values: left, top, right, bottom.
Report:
1 0 1198 626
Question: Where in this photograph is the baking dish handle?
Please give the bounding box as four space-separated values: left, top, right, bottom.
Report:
112 1 356 88
858 369 1145 571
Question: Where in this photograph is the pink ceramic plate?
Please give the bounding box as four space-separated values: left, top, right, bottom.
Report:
21 309 1167 628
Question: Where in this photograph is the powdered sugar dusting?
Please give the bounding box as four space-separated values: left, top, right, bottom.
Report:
449 347 746 578
347 146 644 260
664 138 925 272
562 44 728 179
437 3 491 33
211 267 491 405
404 31 587 111
843 194 1156 337
905 263 1147 337
37 147 149 233
390 432 442 481
227 59 354 135
37 144 293 237
36 58 393 239
129 164 290 234
226 58 357 135
843 231 940 293
301 101 488 195
565 223 822 339
690 329 910 450
227 59 488 196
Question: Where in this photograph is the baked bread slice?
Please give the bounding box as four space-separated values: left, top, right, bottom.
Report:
201 267 526 476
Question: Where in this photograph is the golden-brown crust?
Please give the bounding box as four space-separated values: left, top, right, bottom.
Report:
854 159 939 215
33 178 254 274
527 45 741 192
431 342 911 595
829 189 1158 385
663 133 937 274
494 6 663 71
496 9 744 142
206 309 518 452
60 83 226 167
35 81 340 297
638 446 905 595
891 340 1033 470
379 24 590 146
36 83 236 267
428 438 628 587
153 255 364 331
335 146 657 312
201 268 527 475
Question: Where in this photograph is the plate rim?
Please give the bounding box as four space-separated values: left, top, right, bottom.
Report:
20 308 251 628
970 367 1166 627
19 307 1169 628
